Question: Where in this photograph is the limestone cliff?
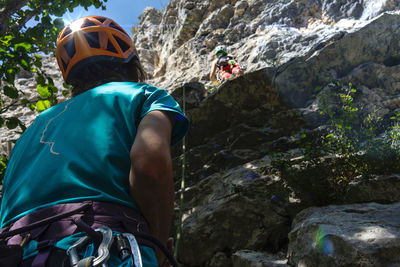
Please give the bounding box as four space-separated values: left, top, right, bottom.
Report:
132 0 400 266
134 0 400 92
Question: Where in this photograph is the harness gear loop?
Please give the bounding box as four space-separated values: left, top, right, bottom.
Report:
66 226 113 267
122 233 143 267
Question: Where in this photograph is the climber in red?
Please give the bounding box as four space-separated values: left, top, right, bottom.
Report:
210 45 243 82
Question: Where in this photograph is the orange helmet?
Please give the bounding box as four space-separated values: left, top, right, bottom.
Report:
56 16 138 83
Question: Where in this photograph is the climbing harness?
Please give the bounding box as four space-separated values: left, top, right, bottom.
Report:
67 226 113 267
0 201 179 267
66 228 144 267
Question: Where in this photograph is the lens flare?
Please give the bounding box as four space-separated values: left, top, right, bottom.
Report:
314 227 334 256
70 18 85 32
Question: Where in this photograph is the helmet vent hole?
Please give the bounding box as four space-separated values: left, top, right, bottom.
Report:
109 22 124 33
114 35 130 53
96 17 106 23
65 38 76 59
107 40 118 54
62 28 72 38
84 32 100 49
82 20 97 28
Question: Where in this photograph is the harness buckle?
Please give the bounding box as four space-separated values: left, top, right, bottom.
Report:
66 226 114 267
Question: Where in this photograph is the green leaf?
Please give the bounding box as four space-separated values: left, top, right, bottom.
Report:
34 60 42 68
49 85 58 93
62 90 70 97
5 68 16 84
0 117 3 127
19 121 27 131
53 18 64 28
6 117 19 129
29 103 36 111
20 58 30 69
36 75 46 85
0 35 13 45
14 42 32 52
36 100 51 112
3 86 18 99
314 86 322 91
37 84 52 98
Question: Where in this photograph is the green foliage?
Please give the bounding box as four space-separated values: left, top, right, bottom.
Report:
0 154 8 184
270 81 400 203
0 0 108 132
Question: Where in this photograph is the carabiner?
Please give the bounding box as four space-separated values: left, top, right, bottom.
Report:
67 226 114 267
122 233 143 267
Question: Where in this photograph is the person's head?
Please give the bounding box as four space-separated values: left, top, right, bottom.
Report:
56 16 145 96
215 45 227 57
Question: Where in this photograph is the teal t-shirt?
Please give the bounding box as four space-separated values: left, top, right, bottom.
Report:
0 82 189 227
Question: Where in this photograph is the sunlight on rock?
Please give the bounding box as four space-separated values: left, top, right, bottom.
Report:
352 226 397 242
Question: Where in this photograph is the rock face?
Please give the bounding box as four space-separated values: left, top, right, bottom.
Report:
1 0 400 266
0 57 67 154
134 0 400 91
178 156 292 266
288 202 400 267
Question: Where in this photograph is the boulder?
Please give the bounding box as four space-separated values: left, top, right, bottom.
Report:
288 202 400 266
232 250 289 267
344 174 400 204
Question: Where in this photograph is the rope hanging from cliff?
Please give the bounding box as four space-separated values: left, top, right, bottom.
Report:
175 82 187 259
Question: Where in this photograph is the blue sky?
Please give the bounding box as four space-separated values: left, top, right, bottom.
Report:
62 0 169 35
63 0 170 35
27 0 169 36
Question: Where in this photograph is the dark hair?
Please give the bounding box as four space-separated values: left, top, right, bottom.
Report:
68 55 146 97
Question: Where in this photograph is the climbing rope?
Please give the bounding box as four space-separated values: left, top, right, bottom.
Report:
174 82 187 259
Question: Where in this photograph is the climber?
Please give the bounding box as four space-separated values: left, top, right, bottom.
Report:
0 16 189 267
209 45 243 82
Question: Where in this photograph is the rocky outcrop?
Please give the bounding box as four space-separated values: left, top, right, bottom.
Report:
0 57 66 153
344 174 400 204
178 156 292 266
288 202 400 267
157 1 400 266
134 0 400 91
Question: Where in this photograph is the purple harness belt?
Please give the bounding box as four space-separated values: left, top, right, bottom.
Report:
0 201 153 266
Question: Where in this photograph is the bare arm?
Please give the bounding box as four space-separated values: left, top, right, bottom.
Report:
210 59 218 81
129 110 174 261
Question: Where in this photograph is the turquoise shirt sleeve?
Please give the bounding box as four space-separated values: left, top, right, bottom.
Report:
139 85 189 145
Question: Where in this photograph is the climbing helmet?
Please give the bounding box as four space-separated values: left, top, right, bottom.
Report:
56 16 138 83
215 45 227 56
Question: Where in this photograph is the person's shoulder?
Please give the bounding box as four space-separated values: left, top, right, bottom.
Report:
89 82 153 95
